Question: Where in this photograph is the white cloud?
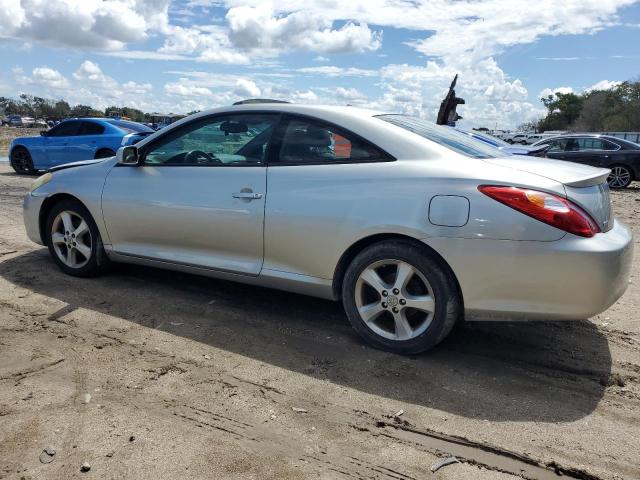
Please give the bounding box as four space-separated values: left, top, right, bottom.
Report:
226 4 381 55
73 60 117 90
164 82 214 98
0 0 169 51
539 86 575 99
234 78 261 97
31 67 70 89
585 79 622 92
297 66 378 77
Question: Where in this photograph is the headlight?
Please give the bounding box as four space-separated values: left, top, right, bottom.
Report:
30 172 53 193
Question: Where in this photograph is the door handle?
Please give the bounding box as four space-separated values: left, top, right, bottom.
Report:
232 192 263 200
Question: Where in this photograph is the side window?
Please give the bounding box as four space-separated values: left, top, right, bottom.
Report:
546 139 567 153
143 114 278 166
48 121 81 137
79 122 105 135
564 138 580 152
277 118 388 164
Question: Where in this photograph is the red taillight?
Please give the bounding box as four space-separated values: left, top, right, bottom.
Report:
478 185 600 238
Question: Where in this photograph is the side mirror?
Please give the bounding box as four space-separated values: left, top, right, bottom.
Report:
40 130 48 137
116 146 140 165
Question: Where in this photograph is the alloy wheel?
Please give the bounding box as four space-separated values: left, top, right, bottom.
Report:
355 259 435 341
50 210 92 268
11 149 31 174
607 166 632 189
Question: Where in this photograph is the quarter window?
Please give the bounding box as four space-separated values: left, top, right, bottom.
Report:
276 118 388 164
143 114 278 166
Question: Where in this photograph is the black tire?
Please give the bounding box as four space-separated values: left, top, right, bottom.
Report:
342 240 461 354
10 146 37 175
607 164 633 189
45 199 111 277
95 149 116 159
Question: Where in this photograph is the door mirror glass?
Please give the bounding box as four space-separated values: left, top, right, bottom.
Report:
40 130 48 137
116 146 139 165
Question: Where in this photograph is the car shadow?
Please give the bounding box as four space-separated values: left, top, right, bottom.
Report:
0 249 612 423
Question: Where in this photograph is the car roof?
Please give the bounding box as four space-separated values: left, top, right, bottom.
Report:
133 103 488 162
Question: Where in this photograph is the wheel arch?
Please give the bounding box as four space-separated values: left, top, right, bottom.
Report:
331 233 463 302
94 148 116 159
38 193 87 244
609 162 636 180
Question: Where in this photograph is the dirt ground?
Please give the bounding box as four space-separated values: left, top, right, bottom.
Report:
0 164 638 480
0 128 42 157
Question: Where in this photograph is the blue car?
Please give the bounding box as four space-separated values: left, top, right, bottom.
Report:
457 129 548 156
9 118 154 174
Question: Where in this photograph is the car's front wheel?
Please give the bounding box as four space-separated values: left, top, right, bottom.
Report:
342 240 461 354
10 147 36 175
607 165 633 189
45 199 110 277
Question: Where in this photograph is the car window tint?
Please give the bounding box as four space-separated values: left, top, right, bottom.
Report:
79 122 105 135
48 121 81 137
144 114 278 166
277 118 387 164
564 138 580 151
377 114 507 159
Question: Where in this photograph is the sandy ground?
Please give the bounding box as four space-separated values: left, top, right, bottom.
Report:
0 128 42 157
0 165 639 480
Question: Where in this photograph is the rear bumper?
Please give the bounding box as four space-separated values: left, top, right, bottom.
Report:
423 220 634 321
23 192 46 246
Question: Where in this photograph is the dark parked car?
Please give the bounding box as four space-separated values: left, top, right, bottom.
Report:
532 134 640 189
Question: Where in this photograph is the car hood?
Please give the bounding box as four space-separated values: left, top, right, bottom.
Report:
48 158 109 173
484 156 610 188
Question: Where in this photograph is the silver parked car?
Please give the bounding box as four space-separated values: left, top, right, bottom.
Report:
23 104 633 353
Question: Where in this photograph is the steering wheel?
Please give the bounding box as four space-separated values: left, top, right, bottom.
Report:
184 150 221 164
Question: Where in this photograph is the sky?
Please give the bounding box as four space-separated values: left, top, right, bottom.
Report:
0 0 639 129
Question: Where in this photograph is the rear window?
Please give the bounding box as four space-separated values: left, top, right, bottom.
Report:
376 115 507 159
106 119 154 134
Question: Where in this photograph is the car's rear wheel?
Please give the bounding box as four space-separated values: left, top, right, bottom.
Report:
45 199 110 277
95 149 116 159
342 240 461 354
607 165 633 189
10 147 36 175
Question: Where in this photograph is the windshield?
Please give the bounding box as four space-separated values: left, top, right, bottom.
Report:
106 119 154 134
376 115 507 159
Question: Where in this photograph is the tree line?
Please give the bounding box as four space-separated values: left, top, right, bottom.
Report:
520 80 640 133
0 94 155 123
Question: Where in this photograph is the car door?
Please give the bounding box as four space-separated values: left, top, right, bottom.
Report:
76 121 106 159
263 115 395 279
544 138 571 160
561 137 608 167
45 120 85 165
101 113 278 275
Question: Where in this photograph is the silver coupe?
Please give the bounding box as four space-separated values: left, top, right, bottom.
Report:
23 104 633 353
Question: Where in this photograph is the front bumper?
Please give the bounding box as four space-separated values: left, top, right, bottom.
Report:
23 192 47 246
423 220 634 321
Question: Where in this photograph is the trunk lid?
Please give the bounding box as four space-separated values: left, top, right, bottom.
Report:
484 157 613 232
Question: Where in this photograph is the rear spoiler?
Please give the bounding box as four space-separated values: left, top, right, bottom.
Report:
564 169 611 188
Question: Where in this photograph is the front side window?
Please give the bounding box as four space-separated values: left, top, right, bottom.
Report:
276 118 388 164
143 114 278 166
377 114 507 159
545 138 569 153
48 121 81 137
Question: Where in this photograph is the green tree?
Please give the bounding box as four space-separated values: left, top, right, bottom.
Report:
539 92 583 131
